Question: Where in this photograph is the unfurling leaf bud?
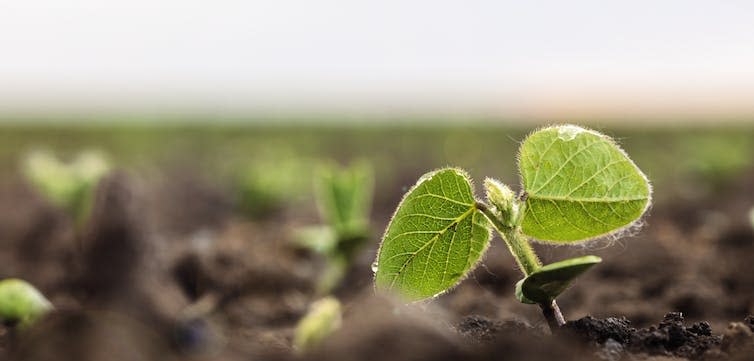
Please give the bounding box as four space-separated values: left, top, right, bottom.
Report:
484 178 519 228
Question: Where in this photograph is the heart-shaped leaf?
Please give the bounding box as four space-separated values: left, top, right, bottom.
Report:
374 168 491 301
23 150 110 223
518 125 651 242
514 255 601 304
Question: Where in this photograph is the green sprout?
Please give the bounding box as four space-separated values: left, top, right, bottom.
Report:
297 162 374 294
22 149 111 227
678 134 751 189
293 296 342 353
237 152 311 218
0 278 53 329
373 125 651 330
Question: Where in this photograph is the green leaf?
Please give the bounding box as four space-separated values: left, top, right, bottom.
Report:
374 168 491 301
515 255 601 304
514 278 536 304
518 125 651 242
0 278 53 328
22 150 110 225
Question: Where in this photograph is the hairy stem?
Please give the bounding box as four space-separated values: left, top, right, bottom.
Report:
477 201 566 331
476 202 541 275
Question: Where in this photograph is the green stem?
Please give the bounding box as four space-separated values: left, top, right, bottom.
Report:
316 255 347 296
477 201 567 330
476 202 541 276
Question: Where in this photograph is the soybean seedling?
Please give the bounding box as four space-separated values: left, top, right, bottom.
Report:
293 296 342 353
0 279 53 329
237 150 311 219
296 162 374 294
373 125 651 330
22 149 111 228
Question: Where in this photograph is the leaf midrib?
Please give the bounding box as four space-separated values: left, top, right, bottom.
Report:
386 205 476 290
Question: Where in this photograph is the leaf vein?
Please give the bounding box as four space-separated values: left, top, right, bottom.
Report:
413 193 473 207
386 206 476 290
565 159 628 197
531 139 600 193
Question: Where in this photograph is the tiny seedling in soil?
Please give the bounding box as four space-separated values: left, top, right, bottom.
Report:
22 149 111 228
237 151 311 219
296 162 374 294
0 278 53 329
373 124 651 330
293 296 342 353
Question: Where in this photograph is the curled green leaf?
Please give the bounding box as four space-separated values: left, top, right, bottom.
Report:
515 255 602 304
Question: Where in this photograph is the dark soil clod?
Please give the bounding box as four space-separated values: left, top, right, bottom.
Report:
564 312 722 360
744 316 754 332
563 315 633 344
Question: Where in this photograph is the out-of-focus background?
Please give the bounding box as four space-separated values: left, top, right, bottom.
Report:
2 0 754 121
1 1 754 360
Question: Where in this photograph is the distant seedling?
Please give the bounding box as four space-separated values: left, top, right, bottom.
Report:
293 296 342 353
237 153 311 218
297 162 374 295
373 125 651 329
0 278 53 329
23 150 111 227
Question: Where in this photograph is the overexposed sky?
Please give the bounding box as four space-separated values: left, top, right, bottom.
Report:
1 0 754 118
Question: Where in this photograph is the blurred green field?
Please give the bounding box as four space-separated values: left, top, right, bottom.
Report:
0 123 752 208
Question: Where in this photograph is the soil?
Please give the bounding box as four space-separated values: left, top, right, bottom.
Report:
1 159 754 360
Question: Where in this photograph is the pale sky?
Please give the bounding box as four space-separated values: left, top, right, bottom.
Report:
1 0 754 118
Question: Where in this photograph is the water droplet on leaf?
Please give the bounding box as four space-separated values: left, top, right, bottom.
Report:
557 125 584 141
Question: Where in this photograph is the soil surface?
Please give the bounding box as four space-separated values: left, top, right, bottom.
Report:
1 147 754 360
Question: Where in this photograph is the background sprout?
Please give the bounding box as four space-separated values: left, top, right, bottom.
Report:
314 161 373 241
0 278 53 329
296 162 374 295
22 149 111 227
373 124 651 330
293 296 342 354
749 207 754 230
678 134 751 191
236 151 311 219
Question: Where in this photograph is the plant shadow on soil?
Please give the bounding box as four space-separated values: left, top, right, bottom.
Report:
1 162 754 360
